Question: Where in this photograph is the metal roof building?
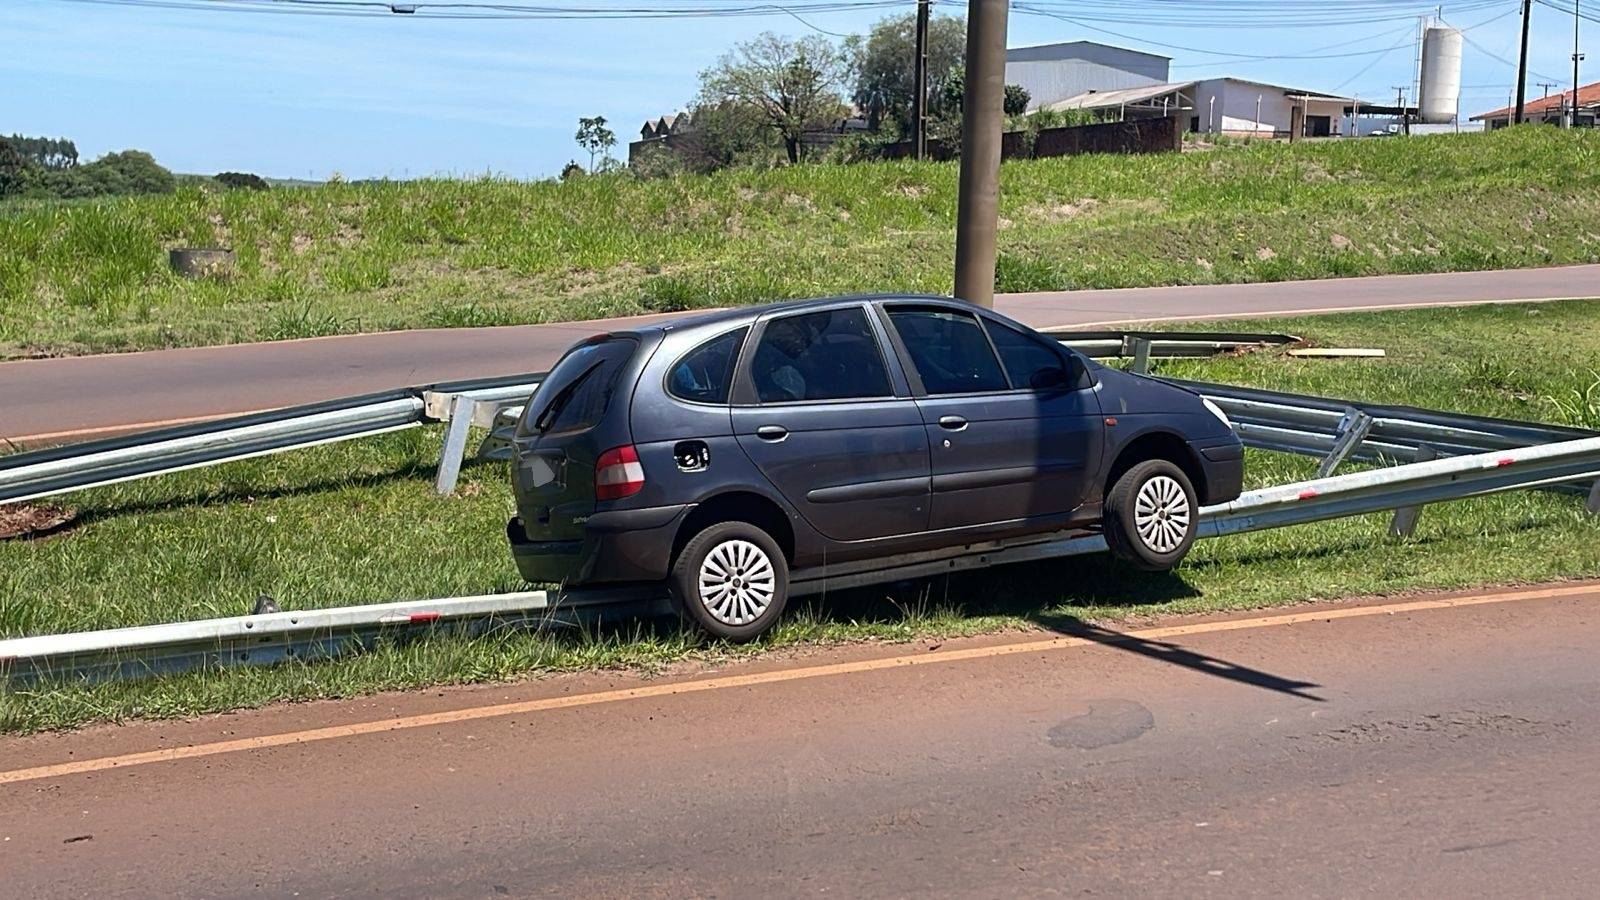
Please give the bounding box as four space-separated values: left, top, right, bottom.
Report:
1005 41 1170 111
1471 82 1600 129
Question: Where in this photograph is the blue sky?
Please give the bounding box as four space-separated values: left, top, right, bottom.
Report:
1 0 1588 179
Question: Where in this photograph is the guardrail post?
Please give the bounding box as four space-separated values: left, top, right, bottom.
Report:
1128 336 1152 374
434 395 476 496
1389 443 1438 537
1316 408 1374 478
1587 479 1600 516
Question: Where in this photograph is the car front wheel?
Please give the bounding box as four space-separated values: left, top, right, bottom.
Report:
670 521 790 642
1104 459 1198 571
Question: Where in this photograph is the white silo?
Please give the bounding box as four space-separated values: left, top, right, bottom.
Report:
1418 26 1464 124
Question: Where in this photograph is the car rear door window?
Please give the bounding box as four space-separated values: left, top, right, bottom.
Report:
668 327 747 404
985 320 1071 390
523 337 636 435
750 308 891 403
887 308 1009 395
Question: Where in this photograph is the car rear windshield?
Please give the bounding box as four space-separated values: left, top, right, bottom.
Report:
523 337 637 435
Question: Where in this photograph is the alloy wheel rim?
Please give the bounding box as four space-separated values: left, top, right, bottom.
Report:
697 539 777 626
1133 474 1191 554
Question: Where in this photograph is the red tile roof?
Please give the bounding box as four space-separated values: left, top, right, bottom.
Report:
1472 81 1600 120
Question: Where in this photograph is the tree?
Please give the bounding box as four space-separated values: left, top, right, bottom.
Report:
677 100 783 172
938 67 1033 123
845 12 966 134
4 134 78 169
575 116 616 173
87 150 176 195
560 160 585 181
699 32 847 165
0 138 32 196
216 171 270 191
1004 83 1031 117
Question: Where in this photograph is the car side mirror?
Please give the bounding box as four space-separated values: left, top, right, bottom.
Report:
1030 364 1073 390
1042 352 1094 390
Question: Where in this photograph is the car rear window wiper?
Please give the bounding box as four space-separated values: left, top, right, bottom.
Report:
533 360 604 433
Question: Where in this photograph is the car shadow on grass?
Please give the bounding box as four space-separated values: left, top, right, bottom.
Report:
66 462 436 526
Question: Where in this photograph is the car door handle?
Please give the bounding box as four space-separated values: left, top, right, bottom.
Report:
756 425 788 441
938 415 968 431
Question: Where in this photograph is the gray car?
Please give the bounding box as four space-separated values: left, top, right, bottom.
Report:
507 295 1243 641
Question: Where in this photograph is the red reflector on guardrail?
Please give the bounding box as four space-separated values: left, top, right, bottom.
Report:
1497 458 1515 467
1298 489 1319 500
409 612 441 623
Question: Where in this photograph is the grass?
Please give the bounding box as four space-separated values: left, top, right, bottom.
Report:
3 299 1600 733
4 126 1600 358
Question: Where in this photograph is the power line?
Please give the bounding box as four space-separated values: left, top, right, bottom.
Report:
48 0 909 20
1461 27 1569 82
1537 0 1600 25
1009 0 1510 30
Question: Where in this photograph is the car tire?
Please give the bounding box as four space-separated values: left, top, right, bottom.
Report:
1104 459 1198 572
670 521 789 642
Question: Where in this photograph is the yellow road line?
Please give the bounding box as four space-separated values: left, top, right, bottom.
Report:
2 582 1594 787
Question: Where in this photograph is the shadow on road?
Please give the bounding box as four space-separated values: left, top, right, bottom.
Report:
1030 613 1326 702
785 553 1327 702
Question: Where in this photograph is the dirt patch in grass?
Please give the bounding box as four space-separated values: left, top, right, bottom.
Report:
0 504 78 541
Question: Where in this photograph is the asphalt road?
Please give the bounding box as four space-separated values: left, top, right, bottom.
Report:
4 264 1597 444
4 582 1598 897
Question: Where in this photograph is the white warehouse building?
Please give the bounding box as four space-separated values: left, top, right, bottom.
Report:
1042 77 1359 137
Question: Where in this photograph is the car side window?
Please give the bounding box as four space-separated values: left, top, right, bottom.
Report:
750 308 891 403
886 308 1009 395
667 327 747 404
985 319 1073 390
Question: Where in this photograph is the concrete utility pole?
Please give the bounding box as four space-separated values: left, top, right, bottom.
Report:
1515 0 1534 123
912 0 931 159
953 0 1009 308
1392 86 1410 134
1575 0 1586 128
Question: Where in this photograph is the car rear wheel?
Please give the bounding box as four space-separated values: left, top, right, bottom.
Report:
670 521 789 642
1104 459 1198 571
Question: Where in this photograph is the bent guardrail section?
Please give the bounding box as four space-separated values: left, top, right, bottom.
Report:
7 435 1598 684
0 373 544 506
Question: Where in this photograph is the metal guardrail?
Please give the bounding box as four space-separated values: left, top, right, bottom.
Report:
1057 330 1300 361
0 373 544 506
1174 378 1597 459
5 433 1598 683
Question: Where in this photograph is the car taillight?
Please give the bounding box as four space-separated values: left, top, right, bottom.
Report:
594 444 645 500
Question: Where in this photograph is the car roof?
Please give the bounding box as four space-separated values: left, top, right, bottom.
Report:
611 294 976 341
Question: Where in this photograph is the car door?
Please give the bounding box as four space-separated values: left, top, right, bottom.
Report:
730 304 931 542
881 304 1102 532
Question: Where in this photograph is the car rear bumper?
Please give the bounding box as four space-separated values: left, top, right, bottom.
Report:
507 503 691 586
1191 438 1245 505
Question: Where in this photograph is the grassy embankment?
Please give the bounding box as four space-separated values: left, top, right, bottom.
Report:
3 299 1599 732
3 126 1600 359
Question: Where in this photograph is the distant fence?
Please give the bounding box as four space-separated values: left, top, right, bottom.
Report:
879 115 1183 162
1033 115 1183 157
